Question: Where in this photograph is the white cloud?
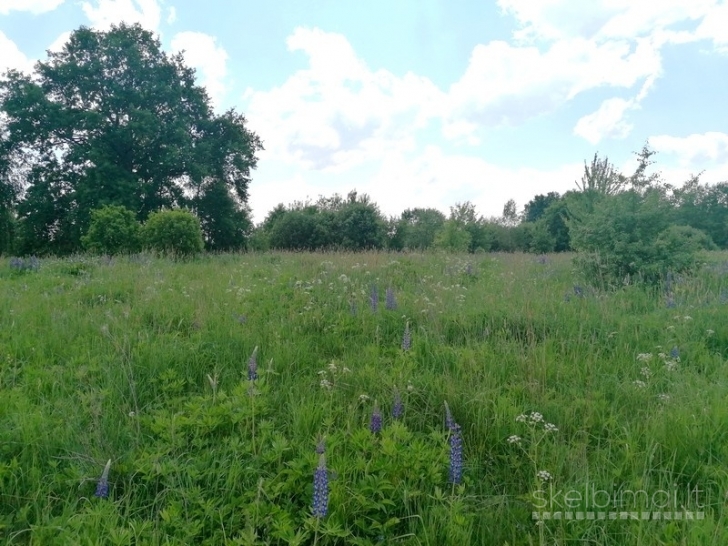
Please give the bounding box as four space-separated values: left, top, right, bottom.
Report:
171 31 228 107
244 27 444 172
651 132 728 167
574 97 635 144
0 31 33 73
166 5 176 24
497 0 720 42
445 36 661 136
47 31 72 53
81 0 162 31
0 0 65 14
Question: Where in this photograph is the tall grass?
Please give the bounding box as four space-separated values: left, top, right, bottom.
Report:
1 251 727 545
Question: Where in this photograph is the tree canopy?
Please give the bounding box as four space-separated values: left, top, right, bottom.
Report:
0 23 262 254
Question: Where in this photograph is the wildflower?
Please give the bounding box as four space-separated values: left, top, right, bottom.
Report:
670 346 680 361
528 412 544 425
392 388 404 419
95 459 112 499
506 435 522 445
449 423 463 484
401 322 411 351
466 263 473 276
636 353 653 362
640 367 651 379
320 379 332 389
370 284 379 312
657 393 671 402
536 470 552 482
247 346 258 381
385 287 397 310
515 414 527 423
633 380 647 389
359 394 370 402
312 454 329 518
315 436 326 455
664 360 678 372
370 403 382 434
707 329 715 336
543 423 558 433
444 402 456 430
328 361 337 373
683 316 693 321
573 285 584 297
406 383 414 392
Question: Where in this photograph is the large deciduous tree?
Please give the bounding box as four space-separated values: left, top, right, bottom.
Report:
0 23 262 254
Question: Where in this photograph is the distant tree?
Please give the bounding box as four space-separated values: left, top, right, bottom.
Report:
336 198 386 250
500 199 519 227
0 23 262 255
268 210 331 250
395 208 446 250
193 180 251 251
523 192 560 223
81 204 141 254
576 153 625 196
142 209 204 257
434 219 471 252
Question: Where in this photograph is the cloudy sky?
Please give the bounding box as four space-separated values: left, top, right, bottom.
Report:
2 0 727 222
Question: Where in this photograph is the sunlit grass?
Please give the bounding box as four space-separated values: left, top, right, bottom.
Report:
1 251 727 545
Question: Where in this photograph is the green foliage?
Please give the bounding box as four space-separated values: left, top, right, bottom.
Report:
336 200 386 250
269 210 333 250
0 23 261 255
390 208 446 250
434 220 471 252
81 205 141 255
523 192 560 223
0 207 15 255
141 209 204 257
571 189 709 286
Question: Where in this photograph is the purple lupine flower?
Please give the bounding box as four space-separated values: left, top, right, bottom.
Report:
247 346 258 381
370 284 379 312
95 459 112 499
401 322 411 351
392 388 403 419
370 404 382 434
312 454 329 518
573 285 584 297
385 287 397 310
444 401 456 431
350 300 357 316
670 346 680 360
449 424 463 485
316 435 326 454
465 263 473 276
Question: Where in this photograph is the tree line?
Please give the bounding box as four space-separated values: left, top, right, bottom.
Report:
1 24 727 264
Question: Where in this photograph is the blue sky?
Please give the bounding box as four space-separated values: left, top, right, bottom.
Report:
2 0 727 222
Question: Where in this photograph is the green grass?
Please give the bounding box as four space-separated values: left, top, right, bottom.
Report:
1 251 728 545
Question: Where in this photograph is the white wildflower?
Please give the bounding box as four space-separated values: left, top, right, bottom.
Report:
515 414 527 423
359 394 370 402
633 380 647 389
507 435 522 445
537 470 552 482
640 367 651 379
657 393 671 402
636 353 653 362
707 329 715 336
320 379 333 390
528 412 544 424
543 423 558 433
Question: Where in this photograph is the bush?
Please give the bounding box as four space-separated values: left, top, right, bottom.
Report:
142 209 204 257
570 190 709 287
81 205 141 255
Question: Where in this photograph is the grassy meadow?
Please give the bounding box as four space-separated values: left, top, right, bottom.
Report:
1 251 728 545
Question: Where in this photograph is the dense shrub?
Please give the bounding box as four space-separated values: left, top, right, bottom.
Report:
142 209 204 257
81 205 141 255
570 190 710 287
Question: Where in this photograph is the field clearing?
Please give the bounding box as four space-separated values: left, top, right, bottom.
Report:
1 251 728 545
